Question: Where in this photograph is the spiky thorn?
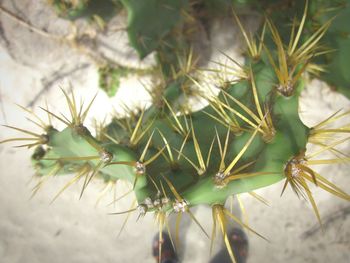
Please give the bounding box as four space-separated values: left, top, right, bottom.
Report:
235 195 249 228
212 90 261 132
191 119 207 175
211 204 267 263
265 0 332 96
16 103 52 131
40 88 97 132
282 148 350 226
308 109 350 159
180 5 196 24
158 181 176 253
306 134 350 163
213 73 274 142
162 97 189 137
309 109 350 145
174 128 189 159
154 210 167 263
107 188 133 208
171 47 199 81
0 125 49 148
175 131 216 184
157 129 179 170
197 52 248 90
265 18 302 97
92 117 108 141
206 134 217 169
231 192 270 232
286 0 334 66
174 118 207 175
102 132 121 145
31 162 63 199
232 9 266 60
248 191 270 206
203 65 275 139
95 181 115 207
162 175 209 249
128 108 155 147
111 199 138 237
102 108 131 144
50 163 91 203
248 67 275 142
107 131 166 189
202 86 242 134
173 143 201 179
143 77 166 109
305 63 327 77
77 149 114 199
118 102 140 128
215 127 231 173
213 123 275 188
9 95 52 142
43 149 112 200
203 103 240 134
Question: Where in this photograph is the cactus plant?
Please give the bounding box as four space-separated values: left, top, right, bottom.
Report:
2 0 350 262
50 0 122 22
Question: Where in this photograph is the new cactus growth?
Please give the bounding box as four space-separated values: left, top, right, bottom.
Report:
2 0 350 262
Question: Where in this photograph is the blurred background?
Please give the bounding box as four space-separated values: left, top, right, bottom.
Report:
0 0 349 262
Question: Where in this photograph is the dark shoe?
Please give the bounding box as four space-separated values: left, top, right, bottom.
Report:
210 228 249 263
152 232 178 263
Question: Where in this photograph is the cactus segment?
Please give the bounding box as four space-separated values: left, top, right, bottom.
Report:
120 0 188 58
27 60 311 210
322 36 350 98
98 66 128 97
308 0 350 99
51 0 88 19
183 84 310 205
51 0 121 21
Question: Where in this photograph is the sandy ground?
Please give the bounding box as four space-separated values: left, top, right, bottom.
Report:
0 1 349 263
